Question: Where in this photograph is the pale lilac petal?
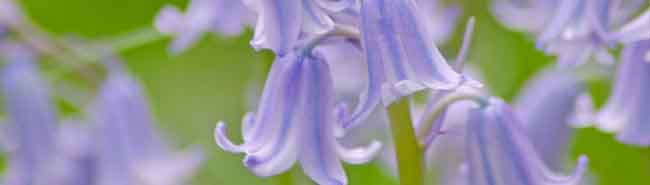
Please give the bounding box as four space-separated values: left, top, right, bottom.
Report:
314 0 355 12
302 0 336 35
611 9 650 43
466 98 588 185
417 0 461 44
154 5 183 34
249 0 303 55
514 68 584 170
335 140 382 164
595 40 649 134
594 40 650 146
1 46 57 184
135 148 204 185
536 0 582 48
298 55 346 185
492 0 557 33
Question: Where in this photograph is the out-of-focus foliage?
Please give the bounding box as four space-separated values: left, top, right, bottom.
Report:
1 0 645 184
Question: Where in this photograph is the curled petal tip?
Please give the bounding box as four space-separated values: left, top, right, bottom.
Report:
214 122 246 153
337 140 382 164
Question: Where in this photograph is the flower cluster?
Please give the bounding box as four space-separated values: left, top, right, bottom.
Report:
152 0 600 184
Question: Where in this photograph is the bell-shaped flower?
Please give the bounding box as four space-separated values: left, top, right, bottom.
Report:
595 39 650 146
245 0 355 56
1 44 58 185
155 0 253 53
465 98 589 185
343 0 477 129
493 0 645 66
91 60 203 185
215 50 381 185
514 68 585 170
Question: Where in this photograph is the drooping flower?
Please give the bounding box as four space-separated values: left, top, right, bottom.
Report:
465 98 588 185
514 68 585 170
245 0 356 56
155 0 253 53
594 39 650 146
493 0 646 66
91 59 203 185
343 0 478 129
1 44 58 185
215 50 381 185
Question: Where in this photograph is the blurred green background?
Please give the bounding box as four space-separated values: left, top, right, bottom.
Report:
8 0 649 184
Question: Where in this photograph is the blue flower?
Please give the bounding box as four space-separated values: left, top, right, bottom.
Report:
245 0 355 56
514 68 585 170
595 39 650 146
343 0 477 129
493 0 646 66
92 59 203 185
155 0 254 53
1 44 58 185
466 98 588 185
215 50 381 185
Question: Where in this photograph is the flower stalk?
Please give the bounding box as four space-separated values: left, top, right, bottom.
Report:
387 98 424 185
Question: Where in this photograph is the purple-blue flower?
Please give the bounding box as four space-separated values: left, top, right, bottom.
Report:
465 98 588 185
493 0 646 66
514 68 585 170
344 0 477 129
155 0 253 53
1 44 58 185
92 60 203 185
215 50 381 185
245 0 355 56
594 39 650 146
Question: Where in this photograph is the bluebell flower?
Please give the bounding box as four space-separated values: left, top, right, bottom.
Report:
215 50 381 185
92 60 203 185
493 0 646 66
155 0 253 53
245 0 355 56
514 68 585 170
343 0 478 129
466 98 588 185
1 44 58 185
595 39 650 146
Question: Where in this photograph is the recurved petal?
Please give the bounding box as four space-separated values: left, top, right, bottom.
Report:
335 140 381 164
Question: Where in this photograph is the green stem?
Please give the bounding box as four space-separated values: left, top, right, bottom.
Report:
387 98 424 185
